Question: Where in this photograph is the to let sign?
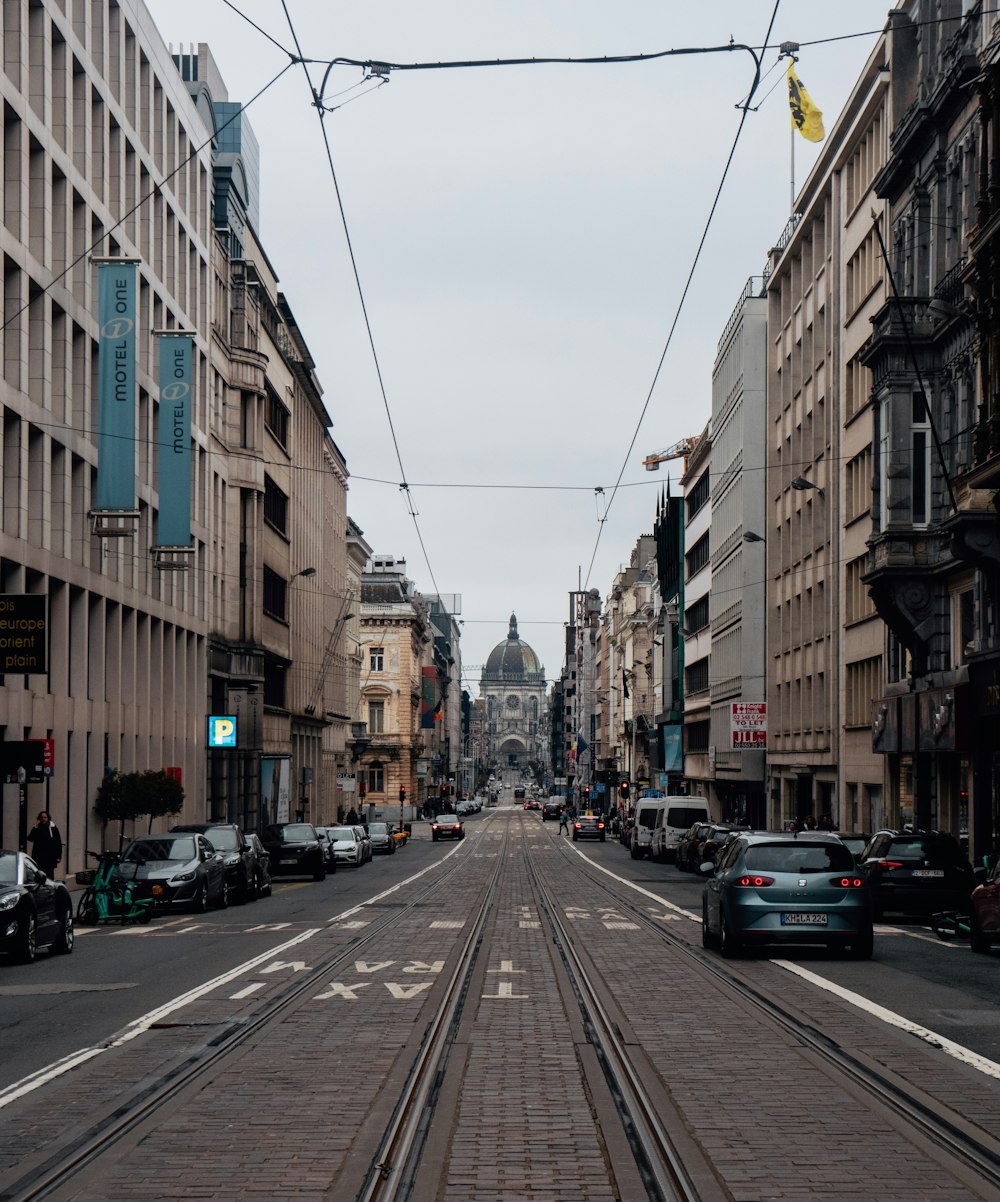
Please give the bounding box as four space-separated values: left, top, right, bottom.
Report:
0 596 47 674
731 701 767 749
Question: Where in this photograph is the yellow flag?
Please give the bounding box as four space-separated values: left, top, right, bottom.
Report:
787 61 825 143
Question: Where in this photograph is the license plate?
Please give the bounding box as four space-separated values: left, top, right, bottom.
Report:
913 869 944 877
780 912 827 925
281 858 296 865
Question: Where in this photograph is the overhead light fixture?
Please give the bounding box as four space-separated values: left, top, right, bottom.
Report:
292 566 317 579
743 530 765 544
791 475 824 497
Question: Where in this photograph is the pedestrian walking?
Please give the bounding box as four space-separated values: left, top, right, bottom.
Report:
559 808 570 836
26 810 62 878
803 814 817 830
345 806 359 825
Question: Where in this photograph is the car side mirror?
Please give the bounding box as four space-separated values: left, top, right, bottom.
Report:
698 861 716 876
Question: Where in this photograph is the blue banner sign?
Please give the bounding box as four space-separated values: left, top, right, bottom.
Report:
156 334 193 546
95 261 137 511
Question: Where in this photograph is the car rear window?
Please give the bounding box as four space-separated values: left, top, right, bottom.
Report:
280 824 316 841
637 806 662 828
665 806 708 829
889 837 963 864
745 842 855 873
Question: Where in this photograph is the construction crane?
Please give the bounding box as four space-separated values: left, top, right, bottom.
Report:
642 435 698 472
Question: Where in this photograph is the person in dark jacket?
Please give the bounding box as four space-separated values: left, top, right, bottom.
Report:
26 811 62 877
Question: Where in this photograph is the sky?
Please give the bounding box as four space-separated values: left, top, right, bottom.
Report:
146 0 887 693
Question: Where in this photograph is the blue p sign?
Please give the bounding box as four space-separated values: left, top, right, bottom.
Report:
208 715 238 748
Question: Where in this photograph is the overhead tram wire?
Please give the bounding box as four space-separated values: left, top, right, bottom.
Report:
581 0 781 591
280 0 445 602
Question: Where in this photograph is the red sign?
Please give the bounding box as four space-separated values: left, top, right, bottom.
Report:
731 702 767 750
166 766 182 784
27 738 55 775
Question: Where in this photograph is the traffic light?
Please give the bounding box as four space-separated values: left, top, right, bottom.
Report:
399 785 406 803
619 780 630 802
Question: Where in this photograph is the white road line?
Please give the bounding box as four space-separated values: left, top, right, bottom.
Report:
230 982 266 999
328 839 463 924
772 959 1000 1081
568 845 700 922
0 928 318 1109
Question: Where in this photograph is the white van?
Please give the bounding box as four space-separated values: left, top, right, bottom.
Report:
650 797 712 863
630 800 667 860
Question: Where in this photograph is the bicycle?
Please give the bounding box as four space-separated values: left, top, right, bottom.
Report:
75 850 154 926
930 910 971 941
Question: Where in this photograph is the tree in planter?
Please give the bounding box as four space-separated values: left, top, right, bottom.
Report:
95 770 185 848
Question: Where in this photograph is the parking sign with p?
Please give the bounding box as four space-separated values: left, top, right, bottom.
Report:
207 715 238 748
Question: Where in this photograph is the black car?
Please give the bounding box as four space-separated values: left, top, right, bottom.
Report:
261 823 327 881
0 850 74 962
572 814 606 842
675 822 714 872
541 800 563 821
857 830 973 919
242 832 272 898
171 823 257 902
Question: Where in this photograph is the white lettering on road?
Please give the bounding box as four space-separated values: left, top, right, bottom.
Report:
518 921 540 928
246 923 291 932
385 982 433 1000
260 960 307 975
565 907 590 920
569 847 699 923
431 920 464 929
482 981 529 1000
403 961 444 974
355 960 395 974
230 982 266 999
0 928 319 1110
603 921 639 930
487 960 524 974
315 982 373 1002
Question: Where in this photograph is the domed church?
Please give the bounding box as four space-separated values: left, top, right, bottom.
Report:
479 614 548 777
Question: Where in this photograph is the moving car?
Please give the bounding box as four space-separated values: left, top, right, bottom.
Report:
171 822 257 902
431 816 465 842
701 832 873 959
541 800 563 821
0 850 74 962
572 814 606 842
970 854 1000 953
321 826 365 867
261 823 327 881
857 830 973 919
120 831 229 910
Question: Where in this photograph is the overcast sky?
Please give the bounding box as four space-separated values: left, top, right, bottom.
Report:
146 0 886 691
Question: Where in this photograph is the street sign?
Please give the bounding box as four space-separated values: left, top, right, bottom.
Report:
731 701 767 749
1 739 54 783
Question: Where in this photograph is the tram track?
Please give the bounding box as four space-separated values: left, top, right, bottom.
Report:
547 836 1000 1201
0 831 501 1202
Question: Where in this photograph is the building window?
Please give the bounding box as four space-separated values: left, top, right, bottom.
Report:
685 657 709 694
686 533 710 580
263 474 288 536
954 586 975 665
845 555 876 625
265 386 289 449
263 565 287 621
367 761 384 793
369 646 384 672
686 718 710 751
368 700 385 733
686 472 710 520
846 656 882 727
685 596 710 634
263 657 286 708
912 391 931 527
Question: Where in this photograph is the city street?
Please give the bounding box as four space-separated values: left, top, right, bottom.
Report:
1 805 998 1201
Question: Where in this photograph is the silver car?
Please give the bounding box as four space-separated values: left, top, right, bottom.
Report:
121 832 228 911
365 822 396 855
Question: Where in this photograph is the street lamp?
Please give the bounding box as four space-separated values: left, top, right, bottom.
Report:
790 475 824 498
743 530 766 544
292 566 317 580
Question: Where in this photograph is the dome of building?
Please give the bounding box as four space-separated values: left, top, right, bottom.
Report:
483 614 543 679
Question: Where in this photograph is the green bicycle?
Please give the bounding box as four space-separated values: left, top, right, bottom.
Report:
75 850 154 926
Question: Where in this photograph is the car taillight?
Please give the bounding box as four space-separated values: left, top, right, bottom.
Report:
875 859 904 870
574 823 582 829
597 822 605 829
831 877 865 888
736 874 774 887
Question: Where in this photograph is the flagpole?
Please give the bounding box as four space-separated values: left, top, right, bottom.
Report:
790 119 795 216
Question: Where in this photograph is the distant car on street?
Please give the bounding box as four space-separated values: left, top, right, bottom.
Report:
856 830 972 919
322 826 365 867
541 800 562 821
170 822 256 903
572 815 606 842
121 831 229 910
365 822 397 855
242 832 272 897
431 816 465 842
